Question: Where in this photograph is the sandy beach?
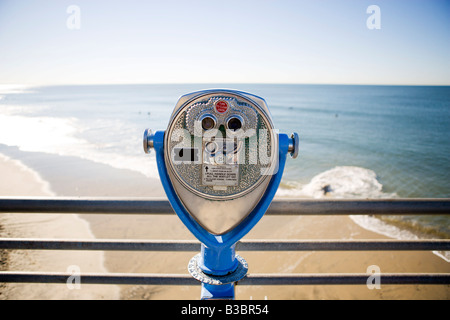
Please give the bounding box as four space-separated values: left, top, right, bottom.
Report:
0 149 449 300
0 153 120 300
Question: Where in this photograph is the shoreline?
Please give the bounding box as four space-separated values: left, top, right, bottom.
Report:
0 153 120 300
0 148 448 299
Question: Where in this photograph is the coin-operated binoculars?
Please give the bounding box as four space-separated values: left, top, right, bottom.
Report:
143 89 299 299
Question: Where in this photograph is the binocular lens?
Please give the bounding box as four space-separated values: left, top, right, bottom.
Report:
227 117 242 131
202 117 216 130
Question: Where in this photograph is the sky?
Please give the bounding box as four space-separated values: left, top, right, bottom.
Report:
0 0 449 86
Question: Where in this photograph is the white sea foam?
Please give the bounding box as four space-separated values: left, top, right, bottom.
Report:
0 112 160 180
276 166 396 199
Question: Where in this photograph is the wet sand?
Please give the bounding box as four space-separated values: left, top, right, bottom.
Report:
0 149 449 300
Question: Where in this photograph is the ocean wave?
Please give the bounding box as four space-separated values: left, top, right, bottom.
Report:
276 166 397 199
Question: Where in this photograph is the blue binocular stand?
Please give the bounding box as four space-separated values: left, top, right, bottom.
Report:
151 130 296 299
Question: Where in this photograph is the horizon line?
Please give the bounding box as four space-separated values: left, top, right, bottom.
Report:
1 82 450 88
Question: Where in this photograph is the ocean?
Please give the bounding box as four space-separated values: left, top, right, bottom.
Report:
0 84 449 256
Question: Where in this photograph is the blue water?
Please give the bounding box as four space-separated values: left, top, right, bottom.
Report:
0 84 449 240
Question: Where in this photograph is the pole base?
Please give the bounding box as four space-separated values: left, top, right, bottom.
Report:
188 253 248 285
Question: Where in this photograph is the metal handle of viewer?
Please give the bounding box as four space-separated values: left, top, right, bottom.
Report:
288 132 299 159
143 129 155 154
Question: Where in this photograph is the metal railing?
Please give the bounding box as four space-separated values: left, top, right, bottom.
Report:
1 197 449 287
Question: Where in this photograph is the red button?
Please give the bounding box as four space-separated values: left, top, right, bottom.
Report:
215 100 228 113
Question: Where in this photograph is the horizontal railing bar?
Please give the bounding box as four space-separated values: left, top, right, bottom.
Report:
0 272 197 285
1 272 449 286
239 273 450 286
0 239 200 252
0 198 174 214
237 239 450 252
269 198 450 215
0 238 449 251
0 197 449 215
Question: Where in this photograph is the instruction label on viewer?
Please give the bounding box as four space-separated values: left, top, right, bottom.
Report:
202 164 239 186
